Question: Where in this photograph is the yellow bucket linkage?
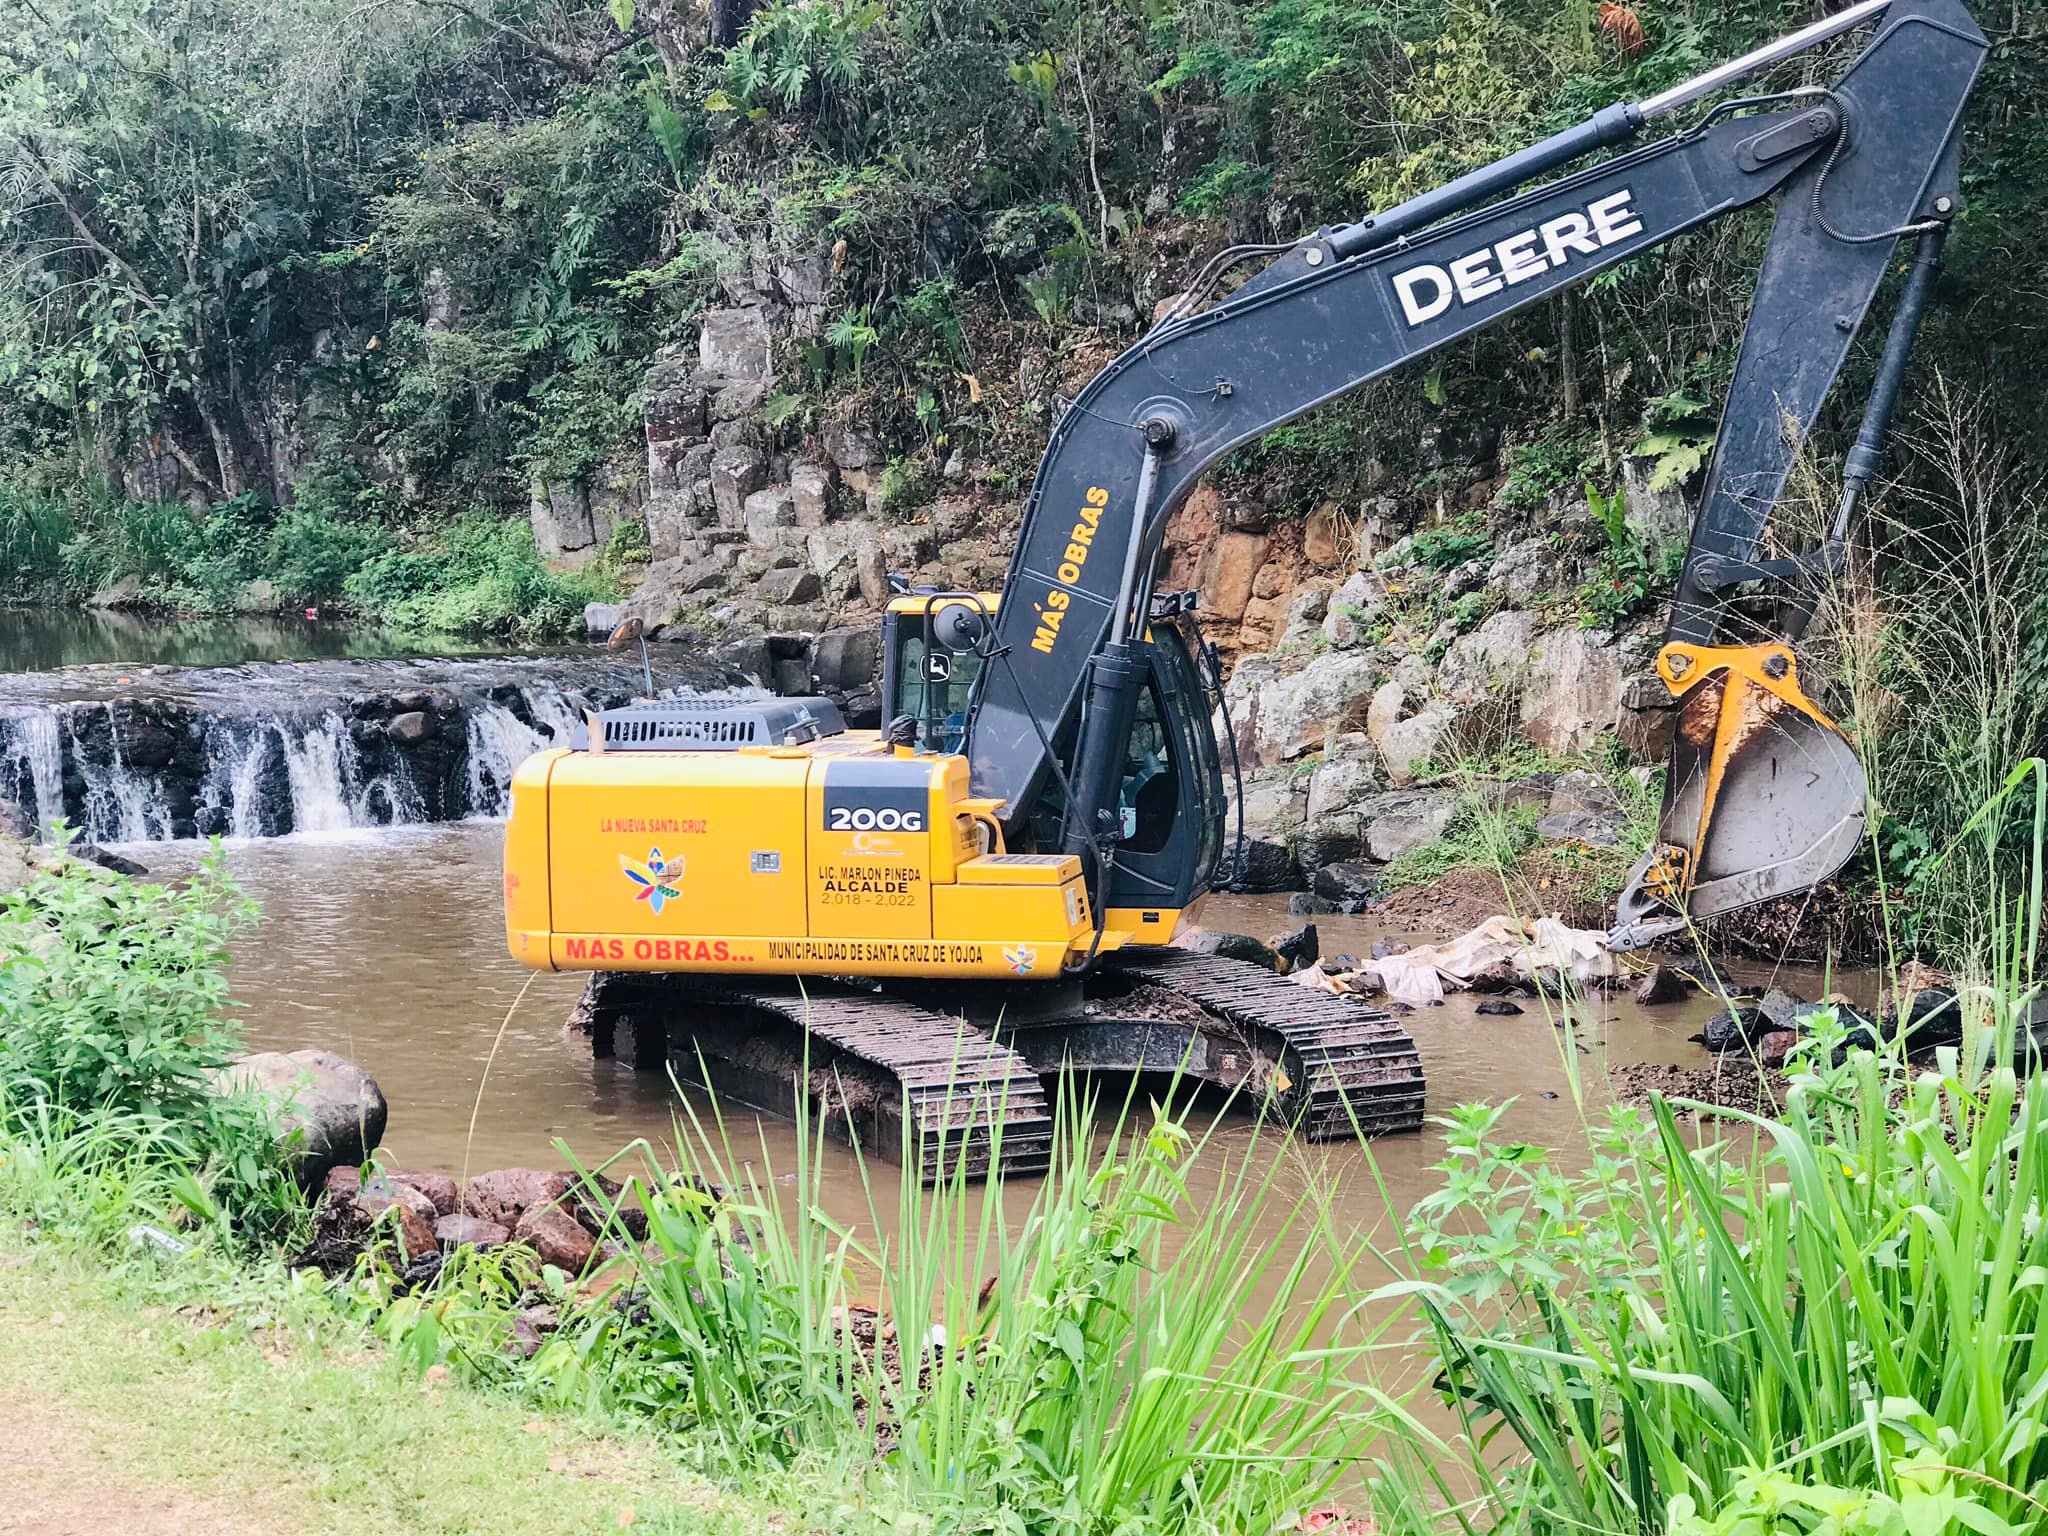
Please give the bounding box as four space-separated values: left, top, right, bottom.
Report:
1612 642 1866 949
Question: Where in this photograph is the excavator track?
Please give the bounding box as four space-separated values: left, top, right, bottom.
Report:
1096 950 1426 1139
577 972 1055 1181
575 949 1423 1181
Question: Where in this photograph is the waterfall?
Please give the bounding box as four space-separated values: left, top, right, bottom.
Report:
463 688 582 819
278 713 358 833
78 705 174 843
0 709 63 831
0 661 645 843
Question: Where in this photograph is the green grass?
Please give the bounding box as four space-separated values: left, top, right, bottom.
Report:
1368 1000 2048 1534
377 1081 1420 1534
0 1246 796 1536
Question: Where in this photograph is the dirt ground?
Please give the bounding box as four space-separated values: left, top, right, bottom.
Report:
0 1393 297 1536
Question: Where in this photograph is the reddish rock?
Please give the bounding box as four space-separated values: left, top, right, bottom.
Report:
390 1169 459 1217
514 1203 597 1274
1757 1029 1801 1069
433 1214 511 1250
390 1202 438 1262
1201 530 1270 623
461 1168 571 1227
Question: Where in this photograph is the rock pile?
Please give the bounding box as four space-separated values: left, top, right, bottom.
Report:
301 1162 633 1282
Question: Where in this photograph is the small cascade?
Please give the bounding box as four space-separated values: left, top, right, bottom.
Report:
463 689 582 819
77 704 175 843
279 713 360 834
0 654 692 843
0 708 63 831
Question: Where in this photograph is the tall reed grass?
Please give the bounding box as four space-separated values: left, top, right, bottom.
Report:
514 1082 1417 1533
1366 758 2048 1534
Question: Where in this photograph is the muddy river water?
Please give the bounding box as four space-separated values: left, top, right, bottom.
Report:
133 824 1862 1235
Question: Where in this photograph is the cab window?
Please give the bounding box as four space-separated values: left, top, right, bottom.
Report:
1117 681 1179 854
894 633 981 754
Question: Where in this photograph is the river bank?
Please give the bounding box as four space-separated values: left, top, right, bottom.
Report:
0 1246 799 1536
7 820 2048 1534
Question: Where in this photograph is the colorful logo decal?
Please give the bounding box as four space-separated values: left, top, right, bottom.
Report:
620 847 683 915
1003 943 1036 976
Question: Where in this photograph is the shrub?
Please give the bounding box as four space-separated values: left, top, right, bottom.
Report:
267 501 391 603
344 515 612 638
0 843 290 1226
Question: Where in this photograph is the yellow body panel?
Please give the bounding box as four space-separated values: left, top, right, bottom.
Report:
506 739 1099 980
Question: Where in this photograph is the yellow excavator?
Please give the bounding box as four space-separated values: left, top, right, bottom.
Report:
505 0 1983 1173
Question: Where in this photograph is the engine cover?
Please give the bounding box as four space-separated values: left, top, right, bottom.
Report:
504 732 1095 981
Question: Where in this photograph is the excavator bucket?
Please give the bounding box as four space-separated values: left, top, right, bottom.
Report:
1612 643 1866 949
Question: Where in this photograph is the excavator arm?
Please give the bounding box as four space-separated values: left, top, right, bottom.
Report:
965 0 1985 945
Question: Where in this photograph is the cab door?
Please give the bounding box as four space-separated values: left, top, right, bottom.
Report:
1103 619 1225 913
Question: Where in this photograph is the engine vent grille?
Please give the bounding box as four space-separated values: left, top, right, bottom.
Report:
572 696 847 753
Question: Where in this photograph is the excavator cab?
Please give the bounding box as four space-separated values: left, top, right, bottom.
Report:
880 592 1227 930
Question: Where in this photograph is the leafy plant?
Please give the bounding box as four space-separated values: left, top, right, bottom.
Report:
1632 388 1717 491
824 306 880 384
0 841 292 1228
1407 517 1492 571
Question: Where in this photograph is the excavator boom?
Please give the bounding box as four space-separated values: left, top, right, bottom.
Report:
965 0 1984 944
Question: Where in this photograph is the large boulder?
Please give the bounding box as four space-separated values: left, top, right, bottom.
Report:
514 1202 598 1274
755 566 821 605
618 555 727 629
790 462 835 527
711 444 769 527
1310 861 1380 912
1242 652 1381 765
1487 535 1556 605
811 627 881 693
743 484 799 545
1361 790 1457 862
1218 775 1303 890
697 306 773 382
1379 701 1458 786
1321 570 1386 649
824 420 881 472
1436 610 1536 706
1280 584 1332 645
807 522 888 605
1299 745 1380 869
216 1049 388 1188
1200 530 1270 623
1520 629 1626 756
643 359 708 446
531 480 597 563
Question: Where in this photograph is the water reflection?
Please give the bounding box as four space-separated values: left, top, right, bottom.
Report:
0 606 496 672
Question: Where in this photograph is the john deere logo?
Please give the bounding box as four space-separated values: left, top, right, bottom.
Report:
621 847 683 915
